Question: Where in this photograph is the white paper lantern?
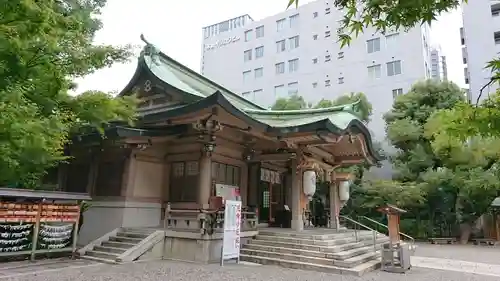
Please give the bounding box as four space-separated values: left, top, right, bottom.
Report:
303 170 317 199
339 181 350 201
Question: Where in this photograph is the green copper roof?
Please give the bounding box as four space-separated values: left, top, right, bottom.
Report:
119 36 381 161
244 103 364 129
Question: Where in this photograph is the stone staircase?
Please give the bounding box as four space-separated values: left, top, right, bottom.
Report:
80 227 161 264
240 229 389 276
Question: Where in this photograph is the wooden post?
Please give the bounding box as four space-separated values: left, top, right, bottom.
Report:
71 201 82 259
30 201 43 262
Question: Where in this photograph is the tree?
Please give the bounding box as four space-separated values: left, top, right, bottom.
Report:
271 94 308 110
271 92 371 123
287 0 463 47
0 1 138 187
315 92 372 123
384 80 465 182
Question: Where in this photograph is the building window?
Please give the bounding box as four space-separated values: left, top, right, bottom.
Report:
385 33 399 48
387 60 402 76
275 62 285 74
244 30 252 42
289 36 300 49
170 161 199 202
256 25 264 38
288 82 299 96
254 67 263 78
312 82 318 88
325 54 331 62
312 58 318 64
212 162 240 186
325 30 331 38
288 58 299 72
289 14 299 28
253 89 263 96
492 6 500 16
494 32 500 45
255 46 264 58
392 88 403 98
276 40 286 53
243 70 251 82
313 12 318 18
244 49 252 61
274 84 286 99
338 77 344 84
276 18 286 31
367 64 381 79
338 52 344 59
325 7 331 14
325 80 331 87
366 38 381 53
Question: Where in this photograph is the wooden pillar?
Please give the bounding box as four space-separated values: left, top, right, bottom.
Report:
329 181 340 230
291 157 303 231
198 152 212 209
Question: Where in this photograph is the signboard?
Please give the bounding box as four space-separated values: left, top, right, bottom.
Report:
215 184 240 202
220 200 241 265
205 36 240 51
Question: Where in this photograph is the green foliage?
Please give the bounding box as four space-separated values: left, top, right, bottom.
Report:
287 0 463 48
0 0 138 188
271 92 372 123
384 80 465 181
271 94 308 110
315 92 372 123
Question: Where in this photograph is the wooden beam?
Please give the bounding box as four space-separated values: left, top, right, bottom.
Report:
261 162 288 173
250 153 295 162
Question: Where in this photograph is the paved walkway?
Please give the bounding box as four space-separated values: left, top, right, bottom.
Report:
0 258 499 281
412 256 500 278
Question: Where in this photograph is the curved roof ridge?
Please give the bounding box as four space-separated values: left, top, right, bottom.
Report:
243 99 362 116
138 34 266 110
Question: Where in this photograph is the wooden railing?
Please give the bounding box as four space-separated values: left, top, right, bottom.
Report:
163 202 258 235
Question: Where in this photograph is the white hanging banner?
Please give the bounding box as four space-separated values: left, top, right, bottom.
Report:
221 200 242 265
260 168 281 184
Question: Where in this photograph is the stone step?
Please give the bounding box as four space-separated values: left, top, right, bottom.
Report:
109 235 143 244
80 255 120 265
85 250 119 261
116 231 150 239
240 248 333 266
257 230 372 240
101 241 137 249
333 250 380 268
248 236 388 253
240 248 379 268
242 242 384 260
94 245 128 254
254 233 384 247
240 254 381 276
120 227 155 234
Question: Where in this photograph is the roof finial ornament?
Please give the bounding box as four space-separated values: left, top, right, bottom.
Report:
342 99 362 114
140 33 151 46
140 34 160 64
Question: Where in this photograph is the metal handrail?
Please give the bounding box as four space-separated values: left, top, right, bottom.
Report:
359 215 415 244
339 215 379 251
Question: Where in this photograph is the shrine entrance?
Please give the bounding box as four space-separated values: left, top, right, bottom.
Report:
258 168 284 224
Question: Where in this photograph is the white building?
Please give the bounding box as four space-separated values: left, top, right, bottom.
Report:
430 46 448 81
200 0 434 142
461 0 500 103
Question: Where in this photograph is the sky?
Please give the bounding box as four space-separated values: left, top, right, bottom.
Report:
75 0 465 94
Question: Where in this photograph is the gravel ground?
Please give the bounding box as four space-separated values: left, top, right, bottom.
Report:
414 243 500 265
1 259 499 281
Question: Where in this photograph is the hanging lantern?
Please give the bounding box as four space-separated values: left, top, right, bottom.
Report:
303 170 317 200
339 180 351 201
